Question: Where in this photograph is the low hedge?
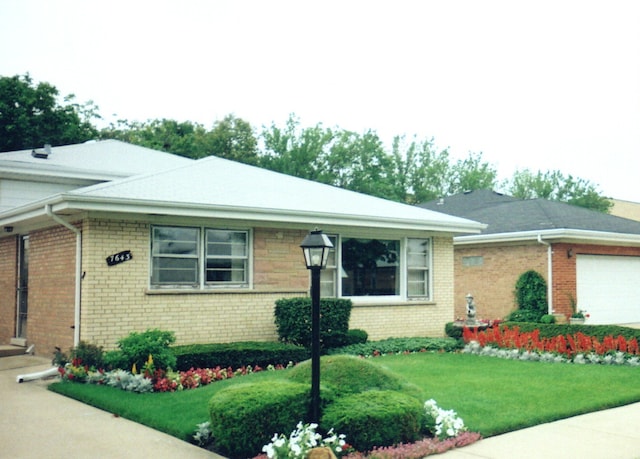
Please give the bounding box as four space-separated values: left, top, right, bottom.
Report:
209 381 312 458
329 337 462 356
172 341 310 371
321 390 426 452
500 322 640 341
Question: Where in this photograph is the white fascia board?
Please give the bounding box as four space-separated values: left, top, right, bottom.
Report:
454 228 640 247
0 162 124 183
53 195 485 234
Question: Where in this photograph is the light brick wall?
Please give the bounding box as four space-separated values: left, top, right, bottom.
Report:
454 243 547 320
0 236 17 343
80 219 310 349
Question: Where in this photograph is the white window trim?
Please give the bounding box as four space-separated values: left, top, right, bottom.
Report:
150 225 253 290
325 234 432 303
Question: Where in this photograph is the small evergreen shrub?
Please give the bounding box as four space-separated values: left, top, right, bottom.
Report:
321 390 425 452
172 341 309 371
103 329 176 371
346 328 368 345
274 297 352 349
539 314 556 324
328 337 461 357
208 381 311 458
287 355 421 399
505 309 543 323
70 341 105 368
445 322 464 339
512 270 547 322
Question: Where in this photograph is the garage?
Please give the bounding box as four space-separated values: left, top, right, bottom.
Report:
576 254 640 325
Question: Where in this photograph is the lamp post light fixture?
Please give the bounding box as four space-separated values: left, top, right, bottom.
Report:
300 228 333 423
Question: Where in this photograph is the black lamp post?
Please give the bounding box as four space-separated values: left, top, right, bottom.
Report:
300 228 333 423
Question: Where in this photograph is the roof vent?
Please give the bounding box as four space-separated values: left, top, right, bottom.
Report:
31 144 51 159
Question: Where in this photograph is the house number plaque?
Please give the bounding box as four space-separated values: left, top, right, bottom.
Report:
106 250 132 266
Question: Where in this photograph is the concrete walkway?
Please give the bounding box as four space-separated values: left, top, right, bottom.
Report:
0 355 223 459
3 355 640 459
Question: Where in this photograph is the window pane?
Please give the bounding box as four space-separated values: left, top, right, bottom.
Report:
206 259 246 283
205 229 249 285
152 257 198 284
341 238 399 296
207 230 247 257
407 238 430 298
151 226 199 285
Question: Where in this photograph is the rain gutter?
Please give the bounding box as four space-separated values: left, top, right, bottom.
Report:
537 234 553 314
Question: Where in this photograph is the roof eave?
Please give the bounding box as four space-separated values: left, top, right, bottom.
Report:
1 194 485 235
454 228 640 247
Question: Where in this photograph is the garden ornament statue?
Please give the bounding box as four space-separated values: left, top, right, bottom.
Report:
465 294 477 325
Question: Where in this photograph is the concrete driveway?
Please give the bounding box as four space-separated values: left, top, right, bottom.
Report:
0 355 223 459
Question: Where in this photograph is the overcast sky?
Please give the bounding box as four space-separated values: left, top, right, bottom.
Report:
1 0 639 201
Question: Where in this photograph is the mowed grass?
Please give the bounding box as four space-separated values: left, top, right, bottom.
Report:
49 352 640 442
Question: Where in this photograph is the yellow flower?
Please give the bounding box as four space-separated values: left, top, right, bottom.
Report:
132 363 137 374
147 354 154 365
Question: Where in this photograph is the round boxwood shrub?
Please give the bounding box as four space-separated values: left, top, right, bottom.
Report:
287 355 418 398
208 380 311 458
321 390 426 452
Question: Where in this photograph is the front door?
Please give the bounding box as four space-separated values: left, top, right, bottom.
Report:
16 235 28 338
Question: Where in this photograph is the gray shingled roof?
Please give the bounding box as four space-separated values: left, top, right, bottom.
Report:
419 189 640 236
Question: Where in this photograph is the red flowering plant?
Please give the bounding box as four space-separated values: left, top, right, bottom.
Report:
463 325 640 363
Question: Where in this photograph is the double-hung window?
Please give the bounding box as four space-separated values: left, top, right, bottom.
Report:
319 235 431 300
151 225 250 288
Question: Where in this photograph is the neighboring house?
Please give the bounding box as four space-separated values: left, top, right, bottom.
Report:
610 199 640 222
419 190 640 325
0 139 193 212
0 146 483 357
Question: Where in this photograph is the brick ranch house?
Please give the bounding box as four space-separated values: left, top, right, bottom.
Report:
0 150 483 357
419 190 640 325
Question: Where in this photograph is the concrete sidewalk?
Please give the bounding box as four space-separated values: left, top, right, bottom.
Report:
3 355 640 459
0 355 223 459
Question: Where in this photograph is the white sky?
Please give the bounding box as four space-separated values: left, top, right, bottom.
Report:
1 0 639 201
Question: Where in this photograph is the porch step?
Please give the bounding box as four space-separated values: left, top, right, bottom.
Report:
0 345 27 357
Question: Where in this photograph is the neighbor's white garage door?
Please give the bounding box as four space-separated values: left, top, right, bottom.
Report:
576 254 640 325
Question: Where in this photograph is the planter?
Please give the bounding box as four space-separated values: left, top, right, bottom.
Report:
570 317 585 325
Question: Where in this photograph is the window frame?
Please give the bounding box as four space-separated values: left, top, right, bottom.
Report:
321 234 432 302
150 225 252 290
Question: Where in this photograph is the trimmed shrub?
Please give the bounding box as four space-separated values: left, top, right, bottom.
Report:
321 390 425 452
172 341 309 371
287 355 421 399
505 309 543 323
103 329 176 371
274 297 352 349
208 381 311 458
70 341 104 369
346 328 368 345
445 322 464 339
513 270 547 322
502 322 640 341
328 337 462 357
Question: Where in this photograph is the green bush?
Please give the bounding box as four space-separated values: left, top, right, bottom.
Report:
172 341 310 371
287 355 418 398
505 309 543 323
445 322 464 339
208 381 311 458
103 329 176 371
321 390 425 452
539 314 556 324
346 329 368 345
274 297 353 349
70 341 104 369
328 337 462 357
513 270 547 321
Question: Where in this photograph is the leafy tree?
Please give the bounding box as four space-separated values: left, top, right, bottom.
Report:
205 114 258 164
0 74 98 151
505 169 612 213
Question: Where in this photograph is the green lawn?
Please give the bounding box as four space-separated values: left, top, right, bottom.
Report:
49 352 640 443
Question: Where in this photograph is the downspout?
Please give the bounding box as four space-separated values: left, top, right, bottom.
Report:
537 234 553 314
45 205 81 347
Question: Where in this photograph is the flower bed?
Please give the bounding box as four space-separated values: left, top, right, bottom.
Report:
58 359 291 393
462 325 640 365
